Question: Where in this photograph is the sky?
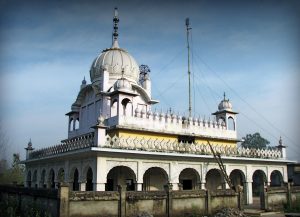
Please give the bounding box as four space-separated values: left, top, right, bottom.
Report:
0 0 299 163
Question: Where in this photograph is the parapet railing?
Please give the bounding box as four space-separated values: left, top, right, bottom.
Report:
27 133 282 160
106 112 237 140
28 132 94 159
103 135 282 159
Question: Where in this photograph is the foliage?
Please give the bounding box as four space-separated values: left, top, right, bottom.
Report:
284 198 300 212
0 197 52 217
241 132 270 149
0 153 24 185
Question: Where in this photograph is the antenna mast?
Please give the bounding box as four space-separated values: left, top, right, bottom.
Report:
186 18 192 117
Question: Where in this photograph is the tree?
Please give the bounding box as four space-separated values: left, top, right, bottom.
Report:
241 132 270 149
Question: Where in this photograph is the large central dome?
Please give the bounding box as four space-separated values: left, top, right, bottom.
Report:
90 41 140 84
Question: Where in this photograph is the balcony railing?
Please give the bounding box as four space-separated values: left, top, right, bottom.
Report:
28 133 94 159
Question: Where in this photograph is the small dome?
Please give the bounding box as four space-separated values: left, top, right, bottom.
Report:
113 77 132 91
218 93 233 111
90 43 140 85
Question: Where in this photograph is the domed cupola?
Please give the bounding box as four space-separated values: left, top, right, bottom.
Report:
114 76 132 91
218 93 233 111
90 8 140 90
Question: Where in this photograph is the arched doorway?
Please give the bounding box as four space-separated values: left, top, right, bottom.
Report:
230 169 246 204
205 169 223 190
49 169 55 189
86 167 93 191
252 170 267 208
143 167 168 191
270 170 283 187
227 117 235 130
73 168 79 191
230 169 245 190
179 168 200 190
106 166 136 191
121 98 132 116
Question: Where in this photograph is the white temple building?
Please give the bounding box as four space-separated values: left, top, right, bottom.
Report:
23 8 290 205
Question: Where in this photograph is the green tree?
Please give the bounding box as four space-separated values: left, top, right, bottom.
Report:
0 154 24 185
241 132 270 149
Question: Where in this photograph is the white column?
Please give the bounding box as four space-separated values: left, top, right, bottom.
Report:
172 183 179 191
200 181 206 190
136 183 143 191
245 181 253 204
95 183 106 191
96 157 107 191
137 161 143 191
80 182 86 191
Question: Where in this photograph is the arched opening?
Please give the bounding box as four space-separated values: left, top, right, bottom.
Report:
229 169 245 190
230 169 247 204
49 169 55 189
33 170 37 188
41 170 46 188
111 99 118 117
252 170 267 208
227 117 235 130
143 167 168 191
73 168 79 191
205 169 223 190
27 171 32 188
121 98 132 116
69 119 74 131
74 119 79 130
86 167 93 191
106 166 136 191
179 168 200 190
270 170 283 187
58 168 65 184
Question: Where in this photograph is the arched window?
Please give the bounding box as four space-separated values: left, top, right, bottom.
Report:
227 117 235 130
74 119 79 130
111 99 118 117
69 119 74 131
73 169 79 191
86 167 93 191
121 98 132 116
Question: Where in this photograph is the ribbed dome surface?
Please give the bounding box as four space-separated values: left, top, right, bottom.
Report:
218 99 233 111
90 44 140 84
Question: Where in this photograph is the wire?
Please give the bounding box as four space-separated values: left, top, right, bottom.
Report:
192 49 298 150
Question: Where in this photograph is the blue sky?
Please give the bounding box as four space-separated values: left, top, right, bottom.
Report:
0 0 299 162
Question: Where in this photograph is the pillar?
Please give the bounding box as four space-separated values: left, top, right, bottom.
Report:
201 181 206 190
80 182 86 191
59 184 70 217
136 183 143 191
245 181 253 204
95 183 106 191
171 183 179 191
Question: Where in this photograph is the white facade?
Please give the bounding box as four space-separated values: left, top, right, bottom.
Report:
24 8 291 206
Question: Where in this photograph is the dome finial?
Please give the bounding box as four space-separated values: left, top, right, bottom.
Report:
223 92 226 101
112 7 120 48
